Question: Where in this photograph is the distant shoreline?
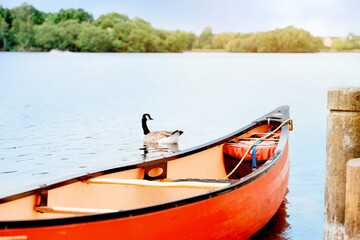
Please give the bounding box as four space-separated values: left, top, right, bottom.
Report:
187 49 360 53
1 49 359 53
320 49 360 53
185 49 226 52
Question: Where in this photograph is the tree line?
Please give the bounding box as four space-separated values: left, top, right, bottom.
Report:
0 3 188 52
0 3 325 53
331 36 360 51
195 26 324 53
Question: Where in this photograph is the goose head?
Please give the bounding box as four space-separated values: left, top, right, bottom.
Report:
142 114 153 121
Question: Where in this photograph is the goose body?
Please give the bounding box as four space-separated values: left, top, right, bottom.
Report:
142 114 183 144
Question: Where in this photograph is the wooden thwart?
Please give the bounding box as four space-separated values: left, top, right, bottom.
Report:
84 179 230 189
36 206 118 215
35 179 229 215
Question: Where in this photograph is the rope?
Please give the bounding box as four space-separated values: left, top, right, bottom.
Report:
224 119 293 180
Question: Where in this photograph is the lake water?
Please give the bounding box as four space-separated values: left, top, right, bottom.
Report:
1 52 359 239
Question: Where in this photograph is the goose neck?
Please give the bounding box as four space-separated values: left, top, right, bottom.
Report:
142 118 150 135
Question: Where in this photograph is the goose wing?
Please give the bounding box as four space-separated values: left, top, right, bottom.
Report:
143 131 173 143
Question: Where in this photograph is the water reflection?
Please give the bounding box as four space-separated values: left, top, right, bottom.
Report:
140 143 179 160
249 195 291 240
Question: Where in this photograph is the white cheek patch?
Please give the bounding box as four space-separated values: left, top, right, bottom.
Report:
146 115 151 120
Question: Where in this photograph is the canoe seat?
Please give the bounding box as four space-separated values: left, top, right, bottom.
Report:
36 206 119 215
84 178 232 189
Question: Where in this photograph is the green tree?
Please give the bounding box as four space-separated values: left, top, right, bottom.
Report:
331 38 360 50
10 18 35 50
112 18 169 52
7 3 46 50
0 17 9 49
54 8 93 24
113 21 133 41
0 6 12 24
112 21 135 51
154 29 168 42
186 32 197 50
225 26 322 53
352 39 360 49
225 38 242 52
198 27 213 49
57 20 83 51
212 32 238 49
165 30 188 52
133 17 152 29
35 23 68 50
331 39 347 50
10 3 45 25
100 18 113 29
127 28 164 52
278 26 323 52
127 28 147 52
0 8 15 50
35 20 83 51
237 36 257 52
95 12 129 29
78 25 112 52
225 33 254 52
255 31 279 52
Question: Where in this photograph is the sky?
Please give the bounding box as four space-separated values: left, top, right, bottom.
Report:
1 0 359 37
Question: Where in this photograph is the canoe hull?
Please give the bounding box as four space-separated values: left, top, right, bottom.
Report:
0 144 289 240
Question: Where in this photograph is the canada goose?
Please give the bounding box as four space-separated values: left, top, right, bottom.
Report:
142 114 183 144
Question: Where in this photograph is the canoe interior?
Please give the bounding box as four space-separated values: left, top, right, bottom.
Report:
0 124 280 221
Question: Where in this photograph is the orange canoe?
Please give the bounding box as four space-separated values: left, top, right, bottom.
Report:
0 106 292 240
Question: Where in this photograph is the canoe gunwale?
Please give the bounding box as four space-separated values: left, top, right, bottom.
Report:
0 106 290 229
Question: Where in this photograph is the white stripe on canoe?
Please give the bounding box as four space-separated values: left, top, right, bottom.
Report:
0 236 28 240
35 206 118 215
84 179 230 189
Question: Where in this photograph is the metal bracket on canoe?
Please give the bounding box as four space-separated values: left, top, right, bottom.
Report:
36 190 48 212
143 162 167 180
